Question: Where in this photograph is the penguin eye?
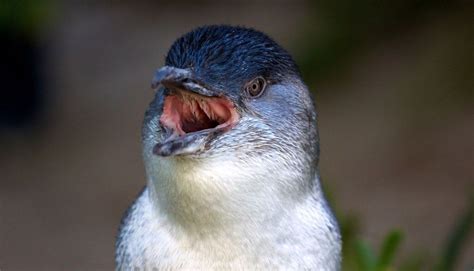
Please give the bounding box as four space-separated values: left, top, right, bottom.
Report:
245 77 266 98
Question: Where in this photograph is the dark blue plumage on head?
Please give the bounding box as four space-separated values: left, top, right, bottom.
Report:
165 25 300 93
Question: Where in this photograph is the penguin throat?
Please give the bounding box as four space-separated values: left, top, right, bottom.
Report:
160 91 239 136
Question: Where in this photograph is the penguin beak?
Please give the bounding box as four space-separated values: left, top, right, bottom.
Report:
151 66 239 157
152 66 218 97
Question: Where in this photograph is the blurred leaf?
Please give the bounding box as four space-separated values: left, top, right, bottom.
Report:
341 215 362 270
355 239 377 271
435 195 474 271
376 230 404 271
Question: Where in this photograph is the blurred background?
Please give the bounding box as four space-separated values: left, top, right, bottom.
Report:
0 0 472 270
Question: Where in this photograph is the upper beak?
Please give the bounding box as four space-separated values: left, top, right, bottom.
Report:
151 66 218 97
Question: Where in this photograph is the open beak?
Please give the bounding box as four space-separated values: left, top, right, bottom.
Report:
151 66 239 157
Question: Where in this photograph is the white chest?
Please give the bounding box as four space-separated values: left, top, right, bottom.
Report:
116 188 341 271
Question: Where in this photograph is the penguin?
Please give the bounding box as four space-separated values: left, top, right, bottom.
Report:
116 25 341 271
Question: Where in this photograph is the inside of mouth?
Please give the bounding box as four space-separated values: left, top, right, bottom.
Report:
160 91 238 136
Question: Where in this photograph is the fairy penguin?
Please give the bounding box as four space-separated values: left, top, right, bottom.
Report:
115 25 341 270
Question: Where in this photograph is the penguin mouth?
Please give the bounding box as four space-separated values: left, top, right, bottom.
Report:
154 89 239 156
160 90 238 136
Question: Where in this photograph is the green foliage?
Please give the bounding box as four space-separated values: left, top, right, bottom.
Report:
0 0 53 36
435 195 474 271
376 231 403 271
354 239 377 271
337 195 474 271
342 229 404 271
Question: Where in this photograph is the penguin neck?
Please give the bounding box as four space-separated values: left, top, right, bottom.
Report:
145 154 317 236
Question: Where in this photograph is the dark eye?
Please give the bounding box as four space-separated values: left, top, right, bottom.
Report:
245 77 266 98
